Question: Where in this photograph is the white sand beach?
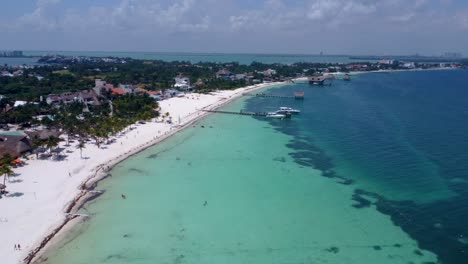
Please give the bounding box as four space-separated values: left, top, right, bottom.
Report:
0 82 284 264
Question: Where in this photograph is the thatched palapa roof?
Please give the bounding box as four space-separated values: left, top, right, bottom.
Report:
0 134 32 158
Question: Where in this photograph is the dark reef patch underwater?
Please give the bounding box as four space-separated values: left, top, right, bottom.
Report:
245 70 468 264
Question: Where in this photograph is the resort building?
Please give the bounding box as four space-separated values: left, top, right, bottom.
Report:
379 59 395 65
13 101 28 108
402 62 416 69
46 90 100 106
263 69 277 76
147 90 163 101
216 69 234 80
174 75 191 91
1 71 13 77
108 88 124 96
119 84 138 94
235 74 246 80
13 70 24 77
0 131 32 158
93 79 115 96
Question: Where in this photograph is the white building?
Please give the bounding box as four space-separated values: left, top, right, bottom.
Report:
13 70 24 77
263 69 277 76
402 62 416 69
119 84 137 94
95 79 107 88
14 101 28 107
379 59 394 65
1 71 13 77
174 76 191 91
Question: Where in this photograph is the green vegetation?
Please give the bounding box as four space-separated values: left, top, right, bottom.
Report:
47 95 158 150
0 154 15 197
2 56 458 103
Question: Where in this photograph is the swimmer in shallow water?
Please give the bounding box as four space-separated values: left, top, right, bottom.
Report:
121 194 126 199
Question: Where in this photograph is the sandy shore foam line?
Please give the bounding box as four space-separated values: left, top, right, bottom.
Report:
1 81 285 264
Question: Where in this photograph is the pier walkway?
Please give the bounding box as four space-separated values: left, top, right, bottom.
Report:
202 109 269 117
242 93 304 99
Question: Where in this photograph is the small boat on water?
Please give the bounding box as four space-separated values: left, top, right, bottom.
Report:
343 74 351 81
277 107 300 114
267 112 286 119
308 76 326 85
294 91 304 100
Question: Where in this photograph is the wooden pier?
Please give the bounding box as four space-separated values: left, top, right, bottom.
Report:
242 93 305 100
203 109 269 116
203 109 293 119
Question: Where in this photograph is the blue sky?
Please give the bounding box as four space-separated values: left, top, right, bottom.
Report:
1 0 468 55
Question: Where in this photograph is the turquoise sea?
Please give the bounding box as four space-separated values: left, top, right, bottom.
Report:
37 70 468 264
2 52 370 66
0 57 42 66
22 51 369 65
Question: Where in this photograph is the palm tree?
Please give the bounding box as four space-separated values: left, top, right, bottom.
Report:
76 140 86 159
0 154 14 166
1 165 14 185
46 136 60 155
30 135 44 159
63 118 76 146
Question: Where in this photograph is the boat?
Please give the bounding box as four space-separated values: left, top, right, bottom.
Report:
266 112 286 119
343 74 351 81
277 107 300 114
308 76 326 85
294 91 304 100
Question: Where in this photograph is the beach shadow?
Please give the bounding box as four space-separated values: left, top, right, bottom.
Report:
39 154 52 160
6 192 24 198
10 172 21 177
52 155 69 161
9 179 23 183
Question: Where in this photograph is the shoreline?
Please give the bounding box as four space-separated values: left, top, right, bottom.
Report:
0 82 287 263
8 67 458 264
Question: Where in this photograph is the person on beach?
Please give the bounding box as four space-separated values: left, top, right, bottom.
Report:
18 244 21 250
14 244 17 250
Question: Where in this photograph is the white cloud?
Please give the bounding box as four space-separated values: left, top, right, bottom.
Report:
37 0 61 6
11 0 210 33
1 0 467 54
16 0 63 31
388 13 416 22
457 11 468 29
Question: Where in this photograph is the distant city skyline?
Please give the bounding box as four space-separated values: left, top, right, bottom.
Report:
1 0 468 56
0 49 463 58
